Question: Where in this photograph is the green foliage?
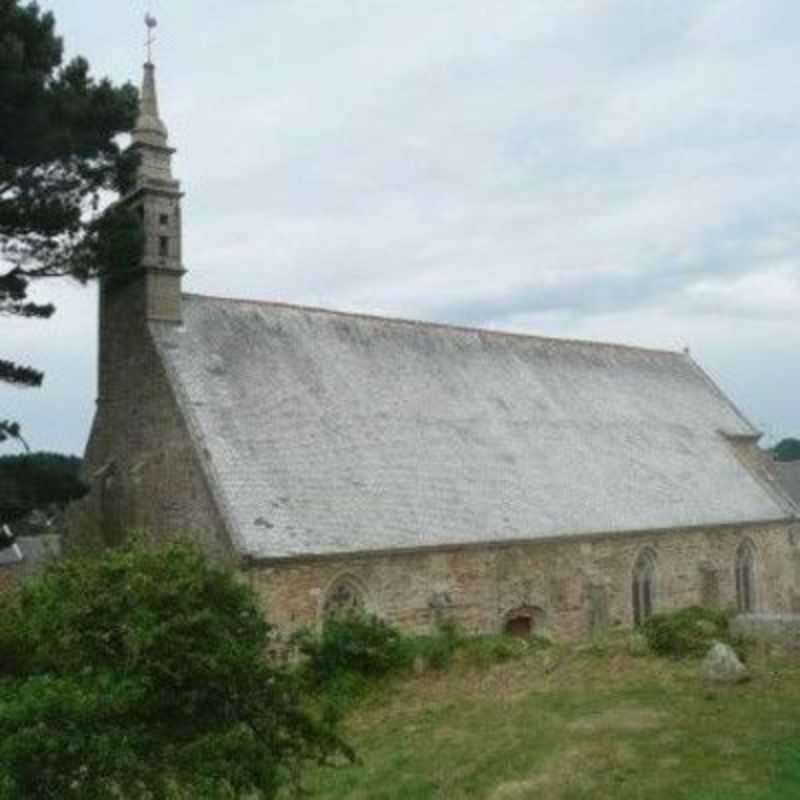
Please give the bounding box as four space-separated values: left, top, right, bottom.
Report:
295 614 413 688
0 0 140 444
642 606 731 658
455 631 535 666
412 619 464 670
773 437 800 462
0 451 87 526
294 615 535 701
0 542 350 799
0 420 29 452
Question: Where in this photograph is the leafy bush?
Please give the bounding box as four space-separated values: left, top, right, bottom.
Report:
457 632 536 666
296 615 545 694
642 606 730 658
0 607 27 677
0 541 350 799
295 614 413 687
412 619 464 670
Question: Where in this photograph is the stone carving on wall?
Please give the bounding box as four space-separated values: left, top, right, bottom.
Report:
428 590 454 625
585 582 609 634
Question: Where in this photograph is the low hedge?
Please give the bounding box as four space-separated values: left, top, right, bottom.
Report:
642 606 731 658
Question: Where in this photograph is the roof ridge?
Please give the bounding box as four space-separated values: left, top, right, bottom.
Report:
181 292 683 358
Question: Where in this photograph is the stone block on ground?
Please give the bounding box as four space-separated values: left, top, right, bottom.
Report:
700 642 749 684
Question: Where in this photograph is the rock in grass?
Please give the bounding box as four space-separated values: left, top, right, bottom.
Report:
700 642 749 684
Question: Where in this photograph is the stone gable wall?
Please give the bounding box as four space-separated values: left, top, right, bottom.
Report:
68 276 231 559
247 520 798 639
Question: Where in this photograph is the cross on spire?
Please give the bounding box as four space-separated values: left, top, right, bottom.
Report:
145 12 157 64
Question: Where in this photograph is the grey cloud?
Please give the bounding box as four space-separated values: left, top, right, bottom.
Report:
3 0 798 454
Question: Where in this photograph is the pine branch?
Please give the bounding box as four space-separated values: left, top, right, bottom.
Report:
0 360 44 387
0 421 30 452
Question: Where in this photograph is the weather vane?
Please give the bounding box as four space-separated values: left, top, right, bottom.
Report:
144 12 157 63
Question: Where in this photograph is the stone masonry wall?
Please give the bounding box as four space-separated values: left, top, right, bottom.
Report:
68 274 231 559
247 520 798 640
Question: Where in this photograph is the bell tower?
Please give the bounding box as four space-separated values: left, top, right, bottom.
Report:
79 15 199 550
96 16 184 411
124 48 185 322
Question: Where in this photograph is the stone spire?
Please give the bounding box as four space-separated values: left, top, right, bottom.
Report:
130 60 178 191
123 53 185 322
133 62 169 148
96 21 185 418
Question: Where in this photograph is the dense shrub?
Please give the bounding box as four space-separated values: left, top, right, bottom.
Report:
642 606 730 658
0 542 350 799
413 619 464 670
295 614 412 687
0 608 26 677
457 631 538 666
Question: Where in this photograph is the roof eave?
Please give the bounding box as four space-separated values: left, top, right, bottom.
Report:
238 515 797 569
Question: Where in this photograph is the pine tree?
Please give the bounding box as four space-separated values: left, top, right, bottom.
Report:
773 438 800 462
1 0 142 449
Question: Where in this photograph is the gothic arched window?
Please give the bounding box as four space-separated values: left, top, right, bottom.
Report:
323 575 367 620
632 548 657 627
735 540 757 613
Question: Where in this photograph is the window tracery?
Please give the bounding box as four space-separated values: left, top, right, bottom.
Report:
323 575 367 619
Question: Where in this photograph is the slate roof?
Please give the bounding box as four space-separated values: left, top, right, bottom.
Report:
774 461 800 509
152 294 796 560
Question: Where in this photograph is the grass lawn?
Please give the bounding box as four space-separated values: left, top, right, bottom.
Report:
296 636 800 800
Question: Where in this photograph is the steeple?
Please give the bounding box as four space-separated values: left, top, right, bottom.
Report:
96 17 185 415
133 62 168 148
122 36 185 322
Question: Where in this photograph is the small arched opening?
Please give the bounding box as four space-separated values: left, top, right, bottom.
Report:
503 605 546 637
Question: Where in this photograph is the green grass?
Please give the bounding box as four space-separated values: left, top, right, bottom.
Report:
292 634 800 800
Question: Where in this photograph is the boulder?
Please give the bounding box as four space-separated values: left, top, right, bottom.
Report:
700 642 749 684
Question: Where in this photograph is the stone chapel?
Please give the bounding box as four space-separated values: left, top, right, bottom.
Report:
70 60 800 639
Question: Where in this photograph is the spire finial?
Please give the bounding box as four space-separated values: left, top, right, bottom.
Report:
145 12 157 64
133 26 168 148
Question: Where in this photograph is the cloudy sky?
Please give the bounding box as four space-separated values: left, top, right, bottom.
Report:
3 0 799 455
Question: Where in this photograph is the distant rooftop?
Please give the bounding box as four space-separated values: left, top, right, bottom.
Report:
774 461 800 509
